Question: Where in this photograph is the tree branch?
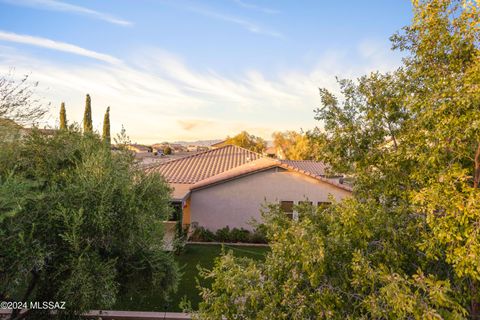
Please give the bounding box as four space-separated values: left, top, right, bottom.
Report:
474 142 480 189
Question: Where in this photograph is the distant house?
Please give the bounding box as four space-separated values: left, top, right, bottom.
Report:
152 148 164 156
186 145 198 152
210 140 227 149
126 144 151 153
22 127 57 136
187 145 210 152
170 143 186 153
263 145 285 159
146 145 351 232
1 119 57 141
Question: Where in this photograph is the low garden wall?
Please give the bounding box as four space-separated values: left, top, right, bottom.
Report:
0 309 191 320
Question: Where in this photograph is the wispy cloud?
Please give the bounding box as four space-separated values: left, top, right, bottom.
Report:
1 0 132 26
177 119 214 131
232 0 280 14
0 30 122 64
0 43 401 143
164 1 284 38
185 6 283 38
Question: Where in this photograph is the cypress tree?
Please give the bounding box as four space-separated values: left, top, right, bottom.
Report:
59 102 67 130
83 94 93 133
102 106 111 145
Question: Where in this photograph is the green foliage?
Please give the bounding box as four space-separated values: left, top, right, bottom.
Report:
195 0 480 318
103 106 111 145
83 94 93 133
224 131 267 153
193 204 465 319
0 127 179 317
215 226 233 242
163 146 172 155
228 228 250 243
190 226 267 244
272 130 316 160
59 102 67 130
190 227 216 242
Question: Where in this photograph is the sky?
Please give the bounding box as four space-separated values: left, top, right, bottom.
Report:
0 0 413 144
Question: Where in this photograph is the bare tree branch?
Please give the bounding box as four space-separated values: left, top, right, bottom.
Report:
0 69 48 126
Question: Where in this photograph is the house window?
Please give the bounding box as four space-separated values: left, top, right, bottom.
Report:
280 201 294 219
317 201 331 211
170 202 183 221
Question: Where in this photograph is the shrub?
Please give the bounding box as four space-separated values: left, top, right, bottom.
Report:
190 226 216 242
189 225 267 243
173 222 188 255
249 226 268 244
215 226 231 242
230 228 250 243
0 128 179 317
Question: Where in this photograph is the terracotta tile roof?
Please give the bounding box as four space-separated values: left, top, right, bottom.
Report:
190 158 352 192
191 158 279 190
279 160 328 177
210 139 227 147
278 161 351 192
145 144 352 195
145 145 262 184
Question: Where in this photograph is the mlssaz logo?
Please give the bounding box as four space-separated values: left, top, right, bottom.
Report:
29 301 66 310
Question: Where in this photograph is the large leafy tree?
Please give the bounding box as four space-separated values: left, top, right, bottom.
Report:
272 130 315 160
194 0 479 318
224 131 267 153
0 127 178 319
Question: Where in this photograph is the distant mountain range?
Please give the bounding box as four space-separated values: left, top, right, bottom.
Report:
151 139 273 147
171 139 223 146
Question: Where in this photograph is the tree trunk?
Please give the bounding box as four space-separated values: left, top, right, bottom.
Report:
474 143 480 189
472 143 480 319
471 280 480 320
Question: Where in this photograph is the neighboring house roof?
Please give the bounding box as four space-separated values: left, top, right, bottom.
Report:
210 140 227 148
145 145 262 184
0 118 22 128
191 158 278 190
191 158 352 192
145 144 352 200
264 146 276 155
277 161 351 192
279 160 327 177
127 144 150 152
20 127 57 136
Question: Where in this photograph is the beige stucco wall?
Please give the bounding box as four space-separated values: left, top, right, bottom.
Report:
189 168 351 231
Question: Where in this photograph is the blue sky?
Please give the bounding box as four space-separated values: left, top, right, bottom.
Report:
0 0 412 143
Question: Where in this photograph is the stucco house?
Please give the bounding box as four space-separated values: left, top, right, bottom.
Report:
126 144 151 153
145 145 351 231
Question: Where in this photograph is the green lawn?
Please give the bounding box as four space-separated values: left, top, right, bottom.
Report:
115 244 269 312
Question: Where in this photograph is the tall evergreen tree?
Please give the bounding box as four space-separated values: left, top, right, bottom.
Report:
102 106 111 145
83 94 93 133
59 102 67 130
